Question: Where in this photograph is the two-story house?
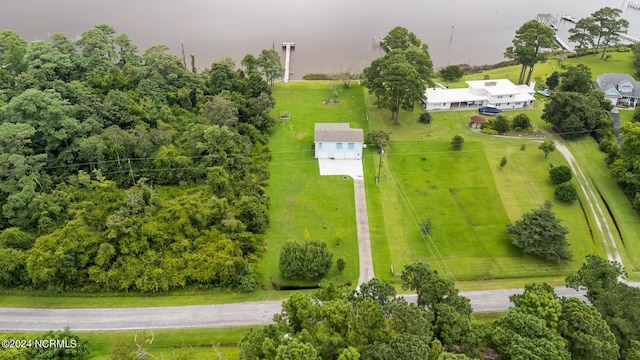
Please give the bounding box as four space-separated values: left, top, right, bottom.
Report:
594 73 640 107
422 79 535 111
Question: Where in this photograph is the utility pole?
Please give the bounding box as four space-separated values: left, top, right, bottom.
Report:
376 148 384 187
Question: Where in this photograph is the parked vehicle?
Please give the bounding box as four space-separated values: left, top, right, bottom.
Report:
478 107 502 115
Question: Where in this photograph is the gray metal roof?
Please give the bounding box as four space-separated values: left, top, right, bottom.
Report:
314 123 364 143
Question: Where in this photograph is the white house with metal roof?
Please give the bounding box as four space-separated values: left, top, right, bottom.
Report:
314 123 364 160
594 73 640 107
422 79 536 111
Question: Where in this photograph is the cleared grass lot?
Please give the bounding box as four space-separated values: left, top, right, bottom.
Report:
263 81 368 286
365 94 606 287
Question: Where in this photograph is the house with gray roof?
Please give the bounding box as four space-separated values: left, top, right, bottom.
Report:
594 73 640 107
314 123 364 160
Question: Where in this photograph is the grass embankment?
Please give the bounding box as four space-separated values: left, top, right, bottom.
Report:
263 81 368 287
442 50 635 88
563 138 640 279
2 326 254 359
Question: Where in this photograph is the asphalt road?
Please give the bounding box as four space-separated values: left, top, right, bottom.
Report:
0 286 597 331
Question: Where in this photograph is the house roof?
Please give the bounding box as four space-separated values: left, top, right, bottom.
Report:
470 115 487 123
594 73 640 98
424 79 534 105
314 123 364 143
467 79 520 96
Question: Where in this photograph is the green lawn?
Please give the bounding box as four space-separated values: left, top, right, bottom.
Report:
563 138 640 279
3 326 254 359
365 94 606 287
264 81 368 286
439 49 635 89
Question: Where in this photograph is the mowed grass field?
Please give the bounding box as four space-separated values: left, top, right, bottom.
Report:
365 96 606 287
3 326 253 359
441 50 635 88
264 81 368 286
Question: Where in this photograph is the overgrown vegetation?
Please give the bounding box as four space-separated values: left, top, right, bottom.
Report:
279 240 333 281
0 25 282 293
239 257 638 359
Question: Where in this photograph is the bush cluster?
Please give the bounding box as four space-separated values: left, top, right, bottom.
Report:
279 240 333 281
482 113 532 134
549 165 577 202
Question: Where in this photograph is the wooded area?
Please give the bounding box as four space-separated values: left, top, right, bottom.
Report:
0 25 282 293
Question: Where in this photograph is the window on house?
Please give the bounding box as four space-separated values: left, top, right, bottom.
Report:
336 143 343 150
348 143 355 150
318 142 323 149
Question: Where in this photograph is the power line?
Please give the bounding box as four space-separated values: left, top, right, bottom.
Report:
381 155 459 285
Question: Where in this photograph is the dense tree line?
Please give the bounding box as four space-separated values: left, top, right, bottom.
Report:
0 328 90 359
609 121 640 209
240 258 640 359
0 25 282 293
240 263 476 360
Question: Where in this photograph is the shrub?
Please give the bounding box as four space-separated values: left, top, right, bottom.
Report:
421 218 432 235
419 112 432 124
491 114 511 134
451 135 464 150
302 73 332 80
555 182 578 202
279 240 333 280
367 130 390 149
481 128 499 135
500 156 508 169
598 139 616 154
512 113 531 131
549 165 572 184
337 258 346 272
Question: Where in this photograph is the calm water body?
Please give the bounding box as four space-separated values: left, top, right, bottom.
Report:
2 0 640 79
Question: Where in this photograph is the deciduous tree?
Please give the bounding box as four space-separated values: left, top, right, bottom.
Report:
258 49 284 86
367 130 390 150
439 65 463 82
538 139 556 158
504 201 571 263
559 64 593 93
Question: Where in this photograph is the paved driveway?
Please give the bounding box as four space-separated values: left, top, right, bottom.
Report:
317 159 363 179
317 159 373 285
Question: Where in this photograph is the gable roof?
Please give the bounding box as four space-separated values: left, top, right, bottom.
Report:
594 73 640 98
314 123 364 143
